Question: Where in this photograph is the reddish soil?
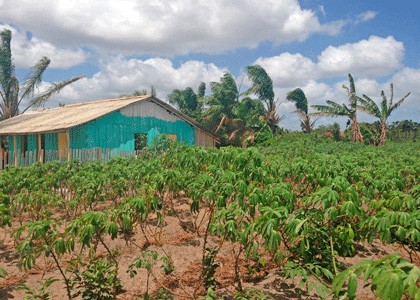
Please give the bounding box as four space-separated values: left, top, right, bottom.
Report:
0 195 418 300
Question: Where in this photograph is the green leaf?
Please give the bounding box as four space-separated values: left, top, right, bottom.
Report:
295 218 307 235
0 267 7 278
332 268 353 295
404 266 420 297
107 222 119 239
373 271 404 300
347 272 357 299
54 237 66 255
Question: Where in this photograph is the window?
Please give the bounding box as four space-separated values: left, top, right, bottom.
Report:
134 133 147 150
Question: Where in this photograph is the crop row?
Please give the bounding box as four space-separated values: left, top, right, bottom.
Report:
0 136 419 299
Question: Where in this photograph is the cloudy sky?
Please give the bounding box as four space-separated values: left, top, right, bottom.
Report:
1 0 419 130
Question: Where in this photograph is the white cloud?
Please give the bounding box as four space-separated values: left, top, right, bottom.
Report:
253 36 405 88
0 0 344 55
318 36 404 77
319 5 326 16
39 58 419 132
356 10 377 23
0 25 87 69
255 53 317 87
50 56 226 106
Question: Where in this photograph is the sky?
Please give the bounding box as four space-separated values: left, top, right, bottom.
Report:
0 0 419 130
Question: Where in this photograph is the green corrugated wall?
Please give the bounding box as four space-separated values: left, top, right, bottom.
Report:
70 111 195 150
4 107 197 164
27 134 37 152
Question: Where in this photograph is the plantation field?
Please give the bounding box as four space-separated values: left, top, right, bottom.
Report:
0 134 419 299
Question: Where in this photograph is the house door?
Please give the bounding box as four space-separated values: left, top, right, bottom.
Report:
57 132 68 160
167 134 177 142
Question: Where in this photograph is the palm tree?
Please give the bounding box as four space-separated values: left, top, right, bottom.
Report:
0 29 83 120
201 72 243 144
168 86 201 119
286 88 317 133
245 65 280 133
312 74 363 142
358 84 410 145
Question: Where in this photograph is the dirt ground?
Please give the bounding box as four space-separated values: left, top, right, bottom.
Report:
0 194 418 300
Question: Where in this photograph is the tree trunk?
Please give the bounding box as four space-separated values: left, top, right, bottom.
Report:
351 116 363 143
378 121 386 146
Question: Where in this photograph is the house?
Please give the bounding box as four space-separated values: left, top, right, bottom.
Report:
0 95 218 166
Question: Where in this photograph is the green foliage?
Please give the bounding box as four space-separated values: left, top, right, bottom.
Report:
358 83 411 145
18 277 58 300
332 255 420 300
0 267 7 278
149 288 174 300
168 87 202 119
70 258 121 300
127 250 159 278
202 247 220 290
148 133 175 152
388 120 419 142
0 191 11 227
128 250 173 299
245 65 274 106
234 288 273 299
1 134 419 299
314 123 341 141
0 29 83 120
312 74 364 143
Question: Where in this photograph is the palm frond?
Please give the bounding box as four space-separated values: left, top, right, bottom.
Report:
380 90 388 116
228 129 240 141
0 29 14 94
348 74 355 94
389 83 394 107
311 104 347 117
389 92 410 115
245 65 274 100
19 57 51 102
358 95 381 117
22 76 83 113
325 100 346 110
0 76 18 119
216 115 227 132
342 74 357 108
286 88 308 114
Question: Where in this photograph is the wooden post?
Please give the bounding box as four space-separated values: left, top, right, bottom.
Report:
37 134 43 163
0 136 3 170
13 135 17 166
66 130 71 161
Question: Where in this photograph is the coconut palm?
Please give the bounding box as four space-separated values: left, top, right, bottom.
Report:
358 83 410 145
245 65 280 133
168 87 201 119
286 88 317 133
201 72 243 144
0 29 83 120
312 74 363 142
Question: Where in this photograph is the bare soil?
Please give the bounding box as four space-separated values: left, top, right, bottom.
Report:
0 195 418 300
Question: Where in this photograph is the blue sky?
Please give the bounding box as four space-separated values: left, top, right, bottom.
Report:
1 0 419 130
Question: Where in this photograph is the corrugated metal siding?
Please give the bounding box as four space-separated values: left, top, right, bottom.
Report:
28 134 37 152
71 125 88 149
45 133 58 151
0 96 151 134
195 128 216 147
68 101 196 150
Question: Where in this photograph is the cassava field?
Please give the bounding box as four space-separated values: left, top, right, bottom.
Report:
0 134 419 299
